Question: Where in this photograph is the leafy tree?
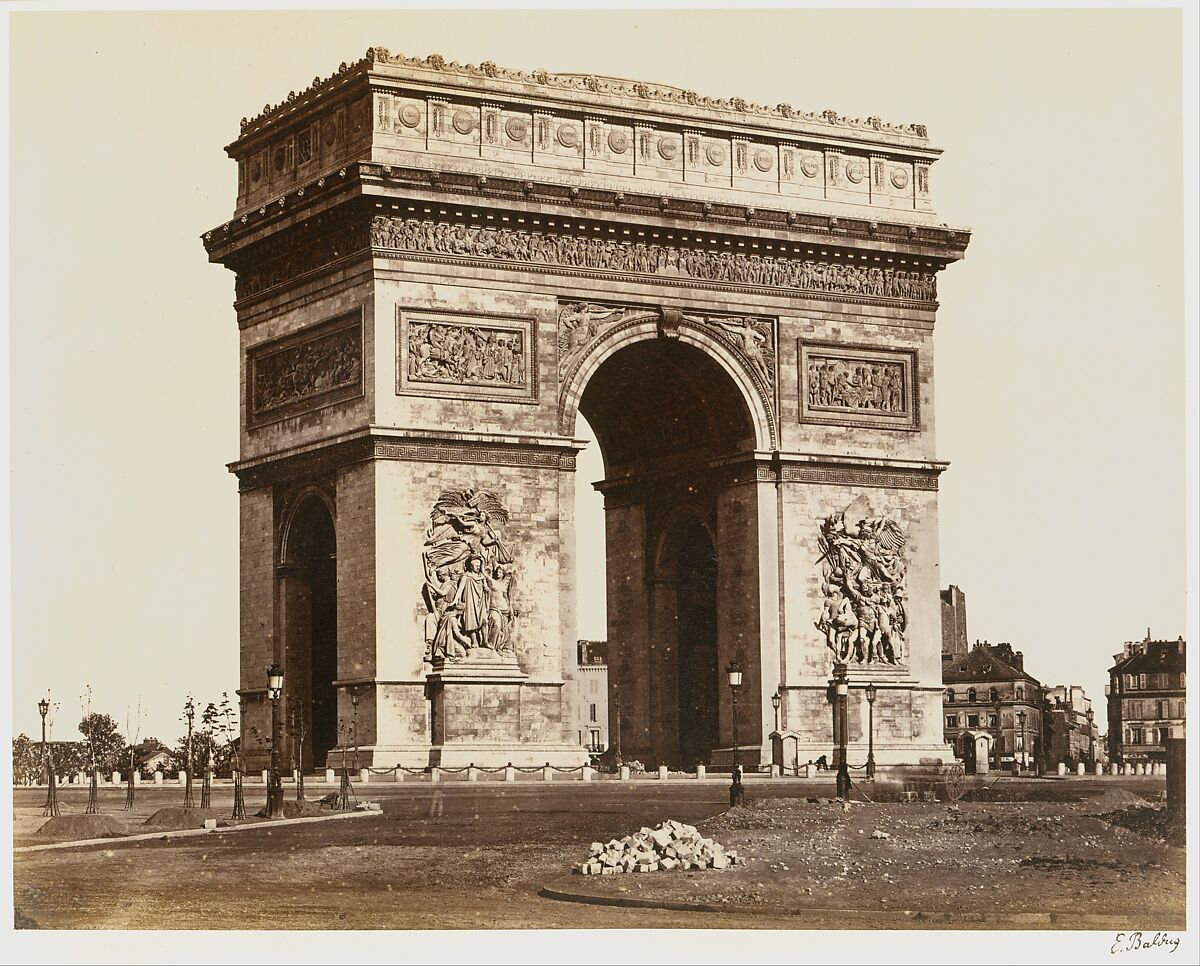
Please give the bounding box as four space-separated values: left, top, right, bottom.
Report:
12 734 40 785
78 712 126 773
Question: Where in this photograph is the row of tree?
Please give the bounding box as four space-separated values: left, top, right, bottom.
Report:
12 694 244 784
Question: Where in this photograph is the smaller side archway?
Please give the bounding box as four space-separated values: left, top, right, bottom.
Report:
278 491 338 769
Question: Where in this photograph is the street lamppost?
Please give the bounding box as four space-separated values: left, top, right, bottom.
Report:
39 696 59 818
1086 708 1095 769
726 655 744 807
1017 710 1027 773
833 663 851 799
864 682 877 780
992 697 1003 771
266 663 285 819
771 689 781 734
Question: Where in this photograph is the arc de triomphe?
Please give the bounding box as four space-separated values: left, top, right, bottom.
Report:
203 48 970 770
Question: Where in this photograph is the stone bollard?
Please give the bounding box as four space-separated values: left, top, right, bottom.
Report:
1057 762 1066 776
1139 763 1148 776
504 764 516 782
619 765 630 782
1160 763 1167 777
658 765 668 781
467 765 479 782
154 772 163 785
178 770 187 786
1094 762 1103 777
134 772 142 786
111 771 121 785
259 769 268 785
1109 762 1119 776
696 764 706 780
542 764 554 782
430 767 441 783
325 768 336 784
770 763 781 778
804 763 814 778
1076 762 1086 776
394 767 404 783
581 765 592 782
357 768 368 784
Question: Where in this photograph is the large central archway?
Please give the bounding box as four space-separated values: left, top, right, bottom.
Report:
577 337 761 769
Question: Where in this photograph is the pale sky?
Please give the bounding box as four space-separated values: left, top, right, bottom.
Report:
6 7 1192 747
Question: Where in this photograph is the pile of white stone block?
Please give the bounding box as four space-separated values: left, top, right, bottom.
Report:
573 820 741 875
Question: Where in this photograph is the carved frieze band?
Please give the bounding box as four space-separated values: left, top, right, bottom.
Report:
398 308 537 403
799 341 919 431
246 312 364 426
235 213 370 301
374 439 576 471
370 215 937 304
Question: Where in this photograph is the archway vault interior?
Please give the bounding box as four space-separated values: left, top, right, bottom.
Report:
576 337 759 767
577 338 757 478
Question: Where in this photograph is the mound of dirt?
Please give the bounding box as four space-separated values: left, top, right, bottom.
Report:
1082 787 1151 812
142 807 224 831
1098 804 1183 846
253 800 329 819
35 814 127 841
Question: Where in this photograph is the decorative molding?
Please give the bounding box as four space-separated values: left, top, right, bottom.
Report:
239 49 929 141
398 307 537 404
246 311 364 427
374 438 575 470
369 215 938 303
780 463 939 491
799 340 919 431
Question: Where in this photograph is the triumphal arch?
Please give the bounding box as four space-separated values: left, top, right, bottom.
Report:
203 49 970 770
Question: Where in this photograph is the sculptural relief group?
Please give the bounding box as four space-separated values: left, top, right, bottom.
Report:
371 215 937 301
808 357 906 414
251 326 362 417
407 320 527 388
421 489 519 665
816 498 910 666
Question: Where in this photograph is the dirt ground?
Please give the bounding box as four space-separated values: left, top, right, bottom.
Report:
11 777 1182 931
557 797 1184 927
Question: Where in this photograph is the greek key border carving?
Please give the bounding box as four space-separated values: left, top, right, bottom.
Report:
374 439 575 470
781 464 939 491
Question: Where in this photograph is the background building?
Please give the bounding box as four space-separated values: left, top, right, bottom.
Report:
943 641 1044 772
573 640 609 753
1044 685 1102 769
1106 632 1186 765
940 585 969 662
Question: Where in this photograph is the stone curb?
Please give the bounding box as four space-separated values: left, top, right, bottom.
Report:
537 878 1179 930
14 808 380 855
